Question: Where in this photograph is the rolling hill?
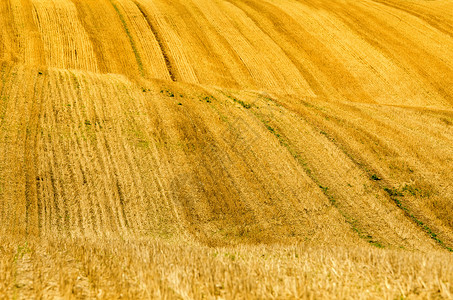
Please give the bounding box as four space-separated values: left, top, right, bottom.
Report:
0 0 452 298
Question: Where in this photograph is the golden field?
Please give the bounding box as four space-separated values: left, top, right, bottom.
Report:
0 0 452 298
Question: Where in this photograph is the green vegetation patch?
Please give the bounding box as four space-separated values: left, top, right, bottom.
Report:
0 96 7 120
384 185 452 252
226 95 251 109
256 113 385 248
199 95 216 103
160 89 175 97
370 174 381 181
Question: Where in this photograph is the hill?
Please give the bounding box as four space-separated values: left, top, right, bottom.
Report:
0 0 452 298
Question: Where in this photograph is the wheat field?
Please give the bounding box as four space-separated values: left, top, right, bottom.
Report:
0 0 453 298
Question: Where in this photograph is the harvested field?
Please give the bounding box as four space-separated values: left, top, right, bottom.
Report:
0 0 452 298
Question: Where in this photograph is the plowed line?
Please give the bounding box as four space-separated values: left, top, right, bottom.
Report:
134 1 176 81
108 0 144 77
24 72 43 236
372 0 453 38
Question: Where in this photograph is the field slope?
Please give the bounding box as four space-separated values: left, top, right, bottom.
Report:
0 0 452 298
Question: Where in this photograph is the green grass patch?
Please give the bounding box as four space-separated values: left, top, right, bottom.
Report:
160 89 175 97
199 95 216 103
384 186 452 252
226 95 251 109
371 174 381 181
137 140 149 148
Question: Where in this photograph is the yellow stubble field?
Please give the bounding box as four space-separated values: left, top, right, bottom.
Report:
0 0 452 298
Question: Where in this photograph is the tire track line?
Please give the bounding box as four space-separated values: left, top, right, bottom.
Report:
108 0 144 77
87 75 127 233
0 64 20 233
135 0 198 83
106 81 154 232
95 78 131 232
133 1 176 81
77 72 119 235
68 72 101 235
47 71 72 233
59 70 88 236
24 70 44 236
